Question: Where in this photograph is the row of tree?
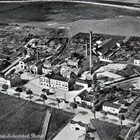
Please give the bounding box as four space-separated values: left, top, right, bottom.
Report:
91 105 125 127
1 84 78 113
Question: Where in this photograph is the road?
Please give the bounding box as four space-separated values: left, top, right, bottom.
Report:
40 108 52 140
125 114 140 140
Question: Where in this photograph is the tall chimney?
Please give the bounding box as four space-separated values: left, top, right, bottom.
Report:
86 40 88 58
90 31 92 74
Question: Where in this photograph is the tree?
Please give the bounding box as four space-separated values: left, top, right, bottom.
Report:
15 87 23 98
26 89 33 101
40 94 47 105
65 100 69 108
118 114 125 128
56 98 61 108
42 88 49 95
2 84 8 94
102 111 107 122
91 106 96 119
70 102 77 113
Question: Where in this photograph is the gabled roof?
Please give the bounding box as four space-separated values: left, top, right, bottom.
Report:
70 120 86 127
76 79 92 85
45 74 69 82
77 90 94 102
103 102 121 109
134 55 140 60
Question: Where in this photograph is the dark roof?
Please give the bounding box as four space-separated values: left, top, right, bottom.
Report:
119 108 127 113
76 79 92 85
46 74 69 82
134 55 140 60
70 120 86 127
78 121 86 127
118 100 127 105
70 120 77 124
77 90 94 102
103 102 121 109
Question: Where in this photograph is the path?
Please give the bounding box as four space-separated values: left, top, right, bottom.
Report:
40 108 52 140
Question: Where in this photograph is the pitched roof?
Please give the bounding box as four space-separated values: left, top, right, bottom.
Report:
45 74 69 82
76 79 92 85
70 120 86 127
103 102 121 109
77 90 94 102
134 55 140 60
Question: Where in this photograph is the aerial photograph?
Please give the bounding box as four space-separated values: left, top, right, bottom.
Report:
0 0 140 140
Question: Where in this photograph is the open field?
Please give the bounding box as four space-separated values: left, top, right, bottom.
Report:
91 119 121 140
0 0 139 4
0 93 26 119
46 109 74 140
0 2 139 37
0 93 74 140
0 2 139 23
0 100 47 140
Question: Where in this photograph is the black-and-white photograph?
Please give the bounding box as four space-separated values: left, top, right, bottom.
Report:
0 0 140 140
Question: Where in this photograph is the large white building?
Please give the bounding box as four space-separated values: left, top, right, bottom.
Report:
39 74 74 91
102 102 121 115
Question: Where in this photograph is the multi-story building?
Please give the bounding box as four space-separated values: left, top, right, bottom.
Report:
60 65 82 78
19 59 43 74
67 58 80 68
42 59 53 75
39 74 75 91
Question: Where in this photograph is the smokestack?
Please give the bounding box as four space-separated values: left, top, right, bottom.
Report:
37 48 39 60
90 31 92 74
86 40 88 58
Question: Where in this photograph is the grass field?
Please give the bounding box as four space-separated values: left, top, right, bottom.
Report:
0 93 26 119
0 100 47 140
0 2 139 23
46 109 74 140
0 93 74 140
91 119 121 140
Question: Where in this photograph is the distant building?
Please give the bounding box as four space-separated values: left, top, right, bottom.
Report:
39 74 75 91
102 102 121 115
42 59 53 75
43 59 52 68
97 71 122 80
60 65 82 78
80 71 93 80
29 61 43 75
99 55 113 63
134 55 140 66
75 79 92 89
19 60 28 70
67 58 80 68
74 90 95 108
60 66 71 78
69 120 86 132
